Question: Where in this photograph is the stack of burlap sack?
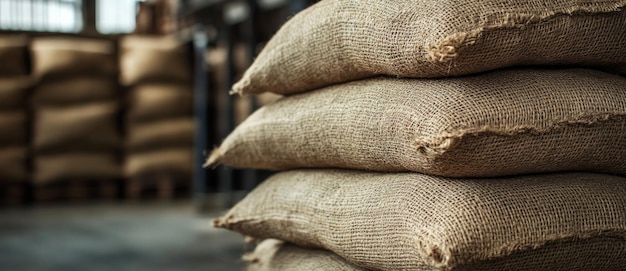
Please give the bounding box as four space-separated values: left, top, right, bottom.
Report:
30 37 121 184
208 1 626 270
120 35 194 181
0 35 30 183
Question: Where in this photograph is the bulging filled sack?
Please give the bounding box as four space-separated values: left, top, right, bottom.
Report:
0 147 28 182
0 35 27 76
232 0 626 95
209 69 626 177
126 83 192 124
126 118 194 152
34 153 120 183
119 35 191 85
31 37 116 78
33 77 119 106
124 147 193 178
34 102 121 152
0 77 32 110
0 111 26 147
246 239 366 271
216 170 626 271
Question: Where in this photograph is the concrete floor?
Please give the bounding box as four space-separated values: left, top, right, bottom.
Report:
0 202 246 271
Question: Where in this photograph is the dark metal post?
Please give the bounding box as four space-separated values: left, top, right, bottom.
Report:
193 26 209 212
239 0 258 195
81 0 97 35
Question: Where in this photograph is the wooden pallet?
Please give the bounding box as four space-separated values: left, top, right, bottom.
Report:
125 174 190 200
33 179 121 202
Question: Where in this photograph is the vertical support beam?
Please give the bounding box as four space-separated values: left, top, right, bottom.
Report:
82 0 97 35
193 25 210 212
217 20 236 208
239 0 258 195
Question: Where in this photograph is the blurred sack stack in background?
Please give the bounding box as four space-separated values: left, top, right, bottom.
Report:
120 35 194 199
0 35 30 204
30 37 121 201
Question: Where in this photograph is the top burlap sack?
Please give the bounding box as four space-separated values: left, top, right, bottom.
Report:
0 35 28 76
232 0 626 95
119 35 191 86
245 239 367 271
209 68 626 177
31 37 116 78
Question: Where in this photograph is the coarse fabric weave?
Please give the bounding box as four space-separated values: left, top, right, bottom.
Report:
0 77 31 110
215 170 626 271
0 35 27 76
33 77 118 106
34 153 120 184
232 0 626 95
119 35 191 85
126 118 194 152
0 111 26 147
31 37 116 78
127 83 192 124
246 239 367 271
209 69 626 177
34 102 121 152
0 147 28 182
124 147 192 178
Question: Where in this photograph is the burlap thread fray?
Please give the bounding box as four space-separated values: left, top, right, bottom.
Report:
417 113 626 155
203 147 222 168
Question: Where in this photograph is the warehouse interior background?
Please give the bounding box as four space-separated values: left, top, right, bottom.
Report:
0 0 315 269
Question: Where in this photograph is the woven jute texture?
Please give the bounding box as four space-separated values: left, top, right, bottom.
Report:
119 35 191 86
33 77 119 106
0 111 26 147
126 118 194 152
215 170 626 271
232 0 626 95
127 83 192 124
210 69 626 177
34 102 121 152
0 147 28 182
124 147 192 178
34 153 120 184
31 37 116 78
0 35 27 76
246 239 367 271
0 77 31 110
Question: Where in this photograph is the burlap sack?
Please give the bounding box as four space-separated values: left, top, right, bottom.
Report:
0 147 28 182
216 170 626 271
234 93 283 125
124 147 193 178
232 0 626 95
246 239 367 271
119 35 191 85
31 37 116 78
126 118 194 152
33 102 121 152
34 153 120 184
0 35 27 76
33 77 118 106
0 111 26 147
209 69 626 177
0 77 31 110
127 83 192 124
